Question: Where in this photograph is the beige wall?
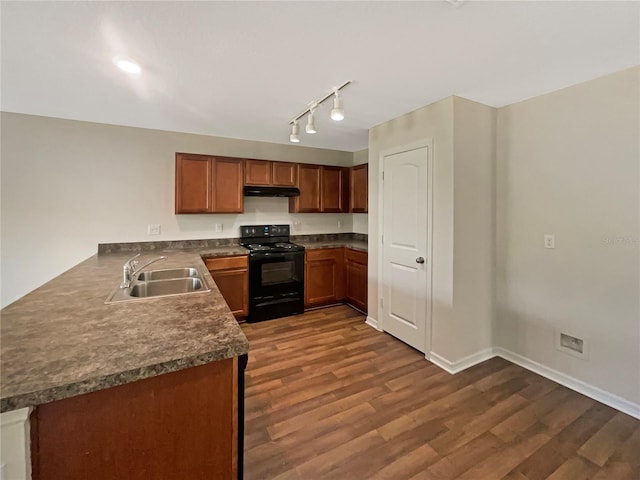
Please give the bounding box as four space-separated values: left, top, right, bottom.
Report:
448 97 496 360
369 97 456 357
496 66 640 404
353 148 368 166
369 96 496 363
0 113 354 307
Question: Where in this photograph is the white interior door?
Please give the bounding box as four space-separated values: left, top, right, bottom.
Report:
381 145 430 352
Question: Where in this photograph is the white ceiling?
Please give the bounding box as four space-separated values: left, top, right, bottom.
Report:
1 1 638 152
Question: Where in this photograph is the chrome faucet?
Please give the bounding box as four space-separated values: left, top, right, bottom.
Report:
121 254 167 288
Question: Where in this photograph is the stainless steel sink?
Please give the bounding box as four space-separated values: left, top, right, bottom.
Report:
105 265 210 304
136 267 198 282
129 278 205 297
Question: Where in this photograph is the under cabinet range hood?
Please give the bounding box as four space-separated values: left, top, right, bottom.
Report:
243 186 300 197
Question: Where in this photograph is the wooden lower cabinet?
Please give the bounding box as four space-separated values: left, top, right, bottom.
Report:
345 249 368 312
31 357 247 480
305 248 345 307
205 256 249 318
305 248 368 312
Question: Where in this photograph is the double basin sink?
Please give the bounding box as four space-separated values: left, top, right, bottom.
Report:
105 266 211 304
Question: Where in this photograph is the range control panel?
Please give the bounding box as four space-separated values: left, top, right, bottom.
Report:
240 224 290 239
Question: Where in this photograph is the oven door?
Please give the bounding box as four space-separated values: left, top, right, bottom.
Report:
249 251 303 297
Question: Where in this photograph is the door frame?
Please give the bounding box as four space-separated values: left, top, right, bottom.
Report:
377 139 434 357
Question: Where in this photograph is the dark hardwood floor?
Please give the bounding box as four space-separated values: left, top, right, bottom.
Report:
241 305 639 480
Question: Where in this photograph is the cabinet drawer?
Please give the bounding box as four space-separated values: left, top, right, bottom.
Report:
306 248 344 262
205 255 248 271
345 248 367 265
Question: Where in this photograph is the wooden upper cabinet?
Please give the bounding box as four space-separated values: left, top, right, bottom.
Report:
350 164 368 213
245 160 297 187
272 162 297 186
290 164 321 213
244 159 272 186
175 153 243 214
290 164 349 213
212 157 244 213
175 153 212 213
321 166 348 213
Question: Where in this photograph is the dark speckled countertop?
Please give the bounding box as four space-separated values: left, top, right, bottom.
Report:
297 240 368 253
0 247 249 412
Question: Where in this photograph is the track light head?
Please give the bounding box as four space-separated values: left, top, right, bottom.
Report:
330 91 344 121
287 81 350 142
289 121 300 143
305 107 317 134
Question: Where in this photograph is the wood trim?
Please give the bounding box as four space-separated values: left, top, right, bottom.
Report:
231 357 238 477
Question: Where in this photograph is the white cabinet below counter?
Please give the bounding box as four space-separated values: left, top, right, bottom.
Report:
0 407 32 480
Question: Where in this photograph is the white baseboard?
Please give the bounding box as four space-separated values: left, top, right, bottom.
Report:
424 346 640 419
428 348 495 375
365 316 382 331
494 347 640 420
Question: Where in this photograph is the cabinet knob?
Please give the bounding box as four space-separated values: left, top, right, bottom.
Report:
416 257 425 264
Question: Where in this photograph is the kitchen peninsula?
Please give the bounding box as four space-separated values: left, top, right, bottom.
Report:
1 248 250 480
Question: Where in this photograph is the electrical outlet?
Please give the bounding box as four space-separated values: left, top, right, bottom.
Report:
214 223 223 233
338 220 343 228
544 234 555 249
147 224 161 235
293 221 301 231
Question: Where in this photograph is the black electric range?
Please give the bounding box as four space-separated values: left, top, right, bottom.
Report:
240 225 305 322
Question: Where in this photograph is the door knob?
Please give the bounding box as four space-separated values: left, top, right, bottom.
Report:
416 257 425 264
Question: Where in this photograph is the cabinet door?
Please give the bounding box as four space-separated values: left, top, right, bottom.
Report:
350 164 368 213
244 159 272 186
206 256 249 318
305 249 345 307
272 162 297 186
212 157 244 213
33 359 238 480
290 164 321 213
210 268 249 317
346 250 368 313
321 166 348 213
175 153 212 213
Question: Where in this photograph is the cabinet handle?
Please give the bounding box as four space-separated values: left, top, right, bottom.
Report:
416 257 425 264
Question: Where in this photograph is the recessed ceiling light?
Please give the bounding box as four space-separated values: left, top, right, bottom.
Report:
112 55 141 75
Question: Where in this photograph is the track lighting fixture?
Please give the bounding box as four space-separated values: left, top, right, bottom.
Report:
305 104 317 134
330 90 344 121
289 121 300 143
288 80 351 143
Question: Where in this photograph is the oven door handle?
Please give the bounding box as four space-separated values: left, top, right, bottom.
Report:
254 252 294 258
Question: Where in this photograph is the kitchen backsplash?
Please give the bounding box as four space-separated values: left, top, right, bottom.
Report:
98 233 367 254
